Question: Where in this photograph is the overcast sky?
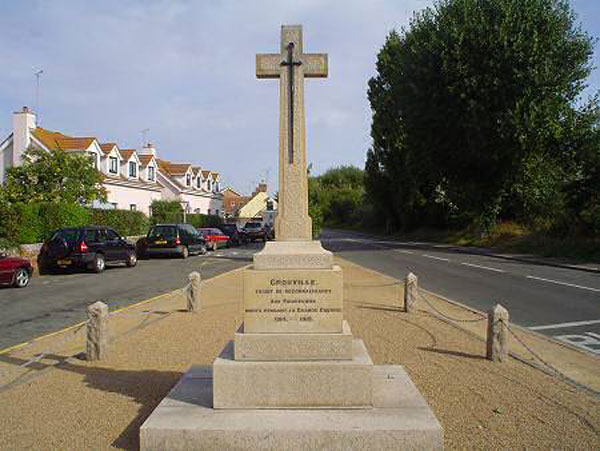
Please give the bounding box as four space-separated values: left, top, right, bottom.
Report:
0 0 598 194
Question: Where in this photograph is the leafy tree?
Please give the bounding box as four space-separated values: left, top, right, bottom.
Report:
3 146 106 204
366 0 597 233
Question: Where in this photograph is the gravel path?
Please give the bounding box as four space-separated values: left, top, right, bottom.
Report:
0 260 598 450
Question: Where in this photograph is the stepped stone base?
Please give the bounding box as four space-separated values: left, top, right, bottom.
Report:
140 365 444 450
213 340 372 409
235 320 353 361
253 240 333 270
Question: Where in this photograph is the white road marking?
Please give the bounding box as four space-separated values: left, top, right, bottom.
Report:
397 250 415 255
526 275 600 293
460 262 505 273
422 254 450 262
554 333 600 355
529 319 600 331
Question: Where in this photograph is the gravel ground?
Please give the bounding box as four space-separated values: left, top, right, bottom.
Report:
0 259 598 450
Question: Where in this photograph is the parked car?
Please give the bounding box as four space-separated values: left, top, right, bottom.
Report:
242 221 267 242
219 223 243 247
0 252 33 288
137 224 207 259
38 226 137 273
198 228 230 251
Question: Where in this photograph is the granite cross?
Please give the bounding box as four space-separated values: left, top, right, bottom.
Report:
256 25 328 241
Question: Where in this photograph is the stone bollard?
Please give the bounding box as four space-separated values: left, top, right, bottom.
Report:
486 303 509 362
404 272 418 313
187 271 202 313
86 301 109 361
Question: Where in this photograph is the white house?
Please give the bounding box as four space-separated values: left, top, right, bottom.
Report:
157 159 223 216
0 107 223 216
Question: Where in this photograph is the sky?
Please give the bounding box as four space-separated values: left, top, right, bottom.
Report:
0 0 598 195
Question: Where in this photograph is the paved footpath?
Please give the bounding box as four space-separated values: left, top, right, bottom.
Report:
321 229 600 357
0 257 598 450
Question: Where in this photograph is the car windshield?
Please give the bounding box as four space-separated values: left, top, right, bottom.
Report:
52 229 81 244
149 226 177 239
211 229 224 235
245 223 262 229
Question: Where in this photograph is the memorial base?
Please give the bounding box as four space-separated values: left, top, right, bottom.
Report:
140 365 444 450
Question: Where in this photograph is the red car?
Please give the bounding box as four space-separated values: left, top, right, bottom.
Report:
198 228 229 251
0 252 33 288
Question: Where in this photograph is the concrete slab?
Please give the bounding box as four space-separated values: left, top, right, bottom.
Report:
213 340 373 409
234 320 353 361
140 365 443 450
253 240 333 270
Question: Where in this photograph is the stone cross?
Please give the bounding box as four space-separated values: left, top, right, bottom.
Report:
256 25 328 241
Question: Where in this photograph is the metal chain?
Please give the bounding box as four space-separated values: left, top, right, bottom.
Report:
502 320 566 378
417 289 487 323
0 322 87 383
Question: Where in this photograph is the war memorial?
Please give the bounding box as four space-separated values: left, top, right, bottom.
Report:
140 25 443 450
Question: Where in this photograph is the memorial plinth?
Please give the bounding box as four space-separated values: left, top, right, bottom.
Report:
140 24 443 450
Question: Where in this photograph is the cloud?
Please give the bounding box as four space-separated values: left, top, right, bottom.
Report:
0 0 597 194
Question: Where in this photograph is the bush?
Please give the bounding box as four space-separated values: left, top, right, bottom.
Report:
91 209 150 236
187 214 222 229
0 202 91 244
150 200 184 224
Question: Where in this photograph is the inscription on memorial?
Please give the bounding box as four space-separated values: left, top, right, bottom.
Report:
243 268 343 333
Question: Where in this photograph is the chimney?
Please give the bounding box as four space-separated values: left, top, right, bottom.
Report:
13 106 36 166
139 142 157 156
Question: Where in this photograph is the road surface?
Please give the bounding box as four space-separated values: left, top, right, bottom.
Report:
321 229 600 356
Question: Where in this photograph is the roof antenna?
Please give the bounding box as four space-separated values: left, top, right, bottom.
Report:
34 69 44 122
140 128 150 147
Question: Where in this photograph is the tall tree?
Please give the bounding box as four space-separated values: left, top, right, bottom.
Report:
3 146 106 204
366 0 597 232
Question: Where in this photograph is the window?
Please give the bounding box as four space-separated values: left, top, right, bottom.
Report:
105 229 121 241
109 157 118 174
129 161 137 177
130 204 137 211
215 209 219 216
197 177 201 188
147 166 155 181
186 173 191 186
207 208 211 215
207 180 212 191
110 202 118 209
194 208 200 213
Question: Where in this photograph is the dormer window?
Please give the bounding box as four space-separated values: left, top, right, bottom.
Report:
207 179 212 191
147 166 155 181
109 157 118 174
196 177 201 189
129 161 137 178
186 173 191 186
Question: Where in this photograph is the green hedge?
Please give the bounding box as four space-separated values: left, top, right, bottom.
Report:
0 202 91 245
0 199 221 246
91 209 149 236
187 213 223 229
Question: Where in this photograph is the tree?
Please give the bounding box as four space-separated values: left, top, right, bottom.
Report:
3 146 106 204
366 0 597 233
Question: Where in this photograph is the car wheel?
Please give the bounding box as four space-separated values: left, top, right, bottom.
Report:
13 268 30 288
90 253 105 273
181 246 189 259
126 252 137 267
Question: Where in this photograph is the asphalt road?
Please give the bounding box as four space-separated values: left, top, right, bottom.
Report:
0 244 259 350
321 229 600 356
